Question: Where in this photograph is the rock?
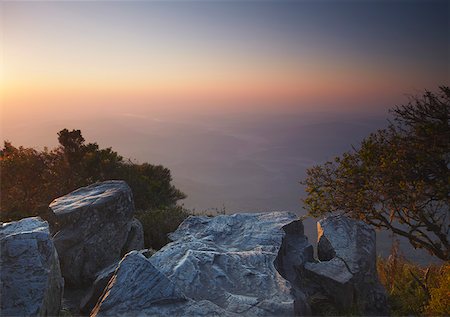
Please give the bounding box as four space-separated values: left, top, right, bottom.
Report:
91 251 233 317
89 212 388 316
80 249 150 314
274 220 314 315
49 180 142 286
302 214 389 315
79 262 118 314
0 217 64 316
122 217 145 253
149 212 312 316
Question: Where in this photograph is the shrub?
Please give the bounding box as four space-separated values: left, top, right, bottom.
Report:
0 129 185 222
424 264 450 316
136 206 190 250
377 241 449 316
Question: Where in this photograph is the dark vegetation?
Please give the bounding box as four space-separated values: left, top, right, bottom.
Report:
0 129 188 249
302 87 449 261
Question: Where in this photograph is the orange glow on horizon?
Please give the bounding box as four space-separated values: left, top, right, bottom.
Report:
3 54 424 120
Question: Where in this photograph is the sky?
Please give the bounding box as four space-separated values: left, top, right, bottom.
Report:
2 0 449 126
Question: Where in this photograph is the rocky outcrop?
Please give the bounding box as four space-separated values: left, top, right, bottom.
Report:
91 212 388 316
0 217 64 316
49 180 144 286
302 214 389 315
91 251 233 317
148 212 313 316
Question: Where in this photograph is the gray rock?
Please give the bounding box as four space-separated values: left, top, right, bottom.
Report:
0 217 64 316
302 214 389 315
122 217 145 253
89 212 388 316
80 249 149 314
274 220 314 315
149 212 311 316
49 180 140 286
91 251 233 317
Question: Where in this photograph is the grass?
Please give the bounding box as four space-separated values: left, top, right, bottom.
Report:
377 241 449 316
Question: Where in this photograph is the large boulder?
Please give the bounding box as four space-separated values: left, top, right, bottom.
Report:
91 251 234 317
49 180 144 286
149 212 313 316
302 214 389 315
0 217 64 316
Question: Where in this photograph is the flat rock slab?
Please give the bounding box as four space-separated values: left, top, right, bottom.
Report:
1 217 64 316
50 180 143 286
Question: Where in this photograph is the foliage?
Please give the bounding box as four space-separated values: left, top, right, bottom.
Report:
302 87 450 260
424 264 450 316
0 129 186 224
377 242 449 316
136 206 190 250
0 142 67 220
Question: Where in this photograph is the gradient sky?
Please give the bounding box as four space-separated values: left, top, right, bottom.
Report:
1 0 449 126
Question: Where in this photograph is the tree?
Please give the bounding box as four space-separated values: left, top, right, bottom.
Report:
0 142 66 221
58 129 85 166
1 129 185 222
302 87 450 260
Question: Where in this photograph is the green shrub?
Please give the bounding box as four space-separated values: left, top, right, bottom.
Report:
136 206 190 250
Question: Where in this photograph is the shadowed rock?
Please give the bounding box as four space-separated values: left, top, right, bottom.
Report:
121 217 144 254
274 220 314 315
50 180 144 287
1 217 64 316
79 261 118 314
302 214 389 315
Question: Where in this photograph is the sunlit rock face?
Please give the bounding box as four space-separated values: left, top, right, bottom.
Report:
148 212 312 316
49 180 144 286
302 214 389 315
0 217 64 316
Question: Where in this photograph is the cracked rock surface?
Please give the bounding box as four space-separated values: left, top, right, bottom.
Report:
0 217 64 316
91 212 389 316
150 212 304 316
49 180 144 287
